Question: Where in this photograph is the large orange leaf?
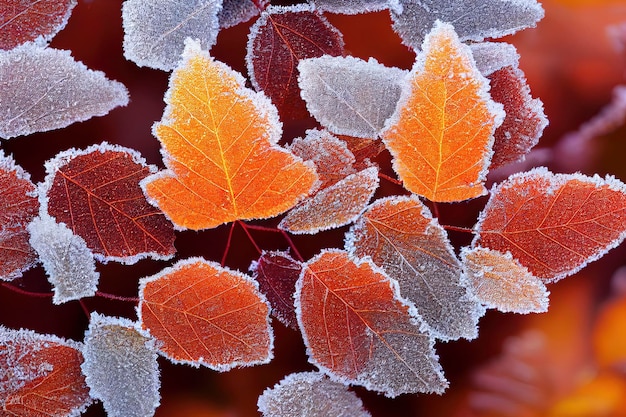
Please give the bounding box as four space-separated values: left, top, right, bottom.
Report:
138 257 273 370
474 167 626 282
296 249 447 397
142 39 317 230
380 22 504 202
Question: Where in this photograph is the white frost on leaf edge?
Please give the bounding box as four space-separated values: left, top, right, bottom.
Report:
470 41 520 77
307 0 390 15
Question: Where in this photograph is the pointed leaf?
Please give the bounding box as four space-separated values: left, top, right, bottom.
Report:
346 195 483 340
380 22 504 202
0 0 77 50
0 152 38 281
246 4 344 119
41 142 175 264
142 39 317 230
0 326 91 416
138 257 273 370
296 249 447 397
219 0 269 29
474 167 626 282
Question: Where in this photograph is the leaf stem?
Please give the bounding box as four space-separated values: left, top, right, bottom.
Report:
237 221 262 255
378 172 402 186
221 221 237 267
280 230 304 262
442 224 475 234
1 282 53 298
95 291 139 303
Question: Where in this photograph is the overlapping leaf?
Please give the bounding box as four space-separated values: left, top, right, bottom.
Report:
296 249 447 397
308 0 390 14
138 257 273 370
346 195 483 340
380 22 504 202
41 142 175 264
474 167 626 282
470 42 520 77
219 0 269 29
142 40 317 230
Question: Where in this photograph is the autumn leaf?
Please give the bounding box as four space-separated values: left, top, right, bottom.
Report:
0 0 77 50
296 249 447 397
474 167 626 282
138 257 273 370
0 151 38 281
142 39 317 230
308 0 390 14
41 142 175 264
380 22 504 202
218 0 269 29
0 326 91 416
470 41 520 77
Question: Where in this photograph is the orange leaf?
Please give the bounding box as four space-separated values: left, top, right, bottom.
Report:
138 257 273 370
548 371 626 417
380 22 504 202
142 39 317 230
592 295 626 368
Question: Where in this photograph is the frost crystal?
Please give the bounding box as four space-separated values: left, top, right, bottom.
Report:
308 0 390 14
470 42 520 76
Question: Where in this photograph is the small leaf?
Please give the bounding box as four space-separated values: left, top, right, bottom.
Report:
246 4 344 119
296 249 447 397
41 142 175 264
307 0 390 14
380 22 504 202
81 313 160 417
0 326 91 416
470 42 520 77
592 295 626 368
142 39 317 230
138 257 273 370
0 151 39 281
258 371 371 417
219 0 269 29
474 167 626 282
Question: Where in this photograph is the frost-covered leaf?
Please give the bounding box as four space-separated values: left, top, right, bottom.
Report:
219 0 269 28
28 215 99 304
0 151 38 281
474 167 626 282
258 371 371 417
0 0 77 50
346 195 483 340
138 257 273 370
0 326 91 416
389 0 544 51
246 4 344 119
296 249 447 397
307 0 389 14
142 39 317 230
40 142 175 264
461 247 549 314
0 43 128 139
81 313 160 417
470 42 520 77
122 0 222 71
380 22 504 202
299 55 407 138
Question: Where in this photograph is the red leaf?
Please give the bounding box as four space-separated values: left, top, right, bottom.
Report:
0 152 38 281
42 142 175 263
296 249 447 397
138 257 273 370
0 327 91 416
0 0 77 50
474 167 626 282
246 4 344 119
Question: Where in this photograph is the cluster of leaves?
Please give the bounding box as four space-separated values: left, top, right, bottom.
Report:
1 1 626 416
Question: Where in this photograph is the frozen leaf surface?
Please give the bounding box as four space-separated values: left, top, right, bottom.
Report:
258 371 371 417
28 215 99 304
142 39 317 230
0 326 91 416
81 313 160 417
461 247 549 313
380 22 504 202
41 142 175 264
298 56 407 138
0 43 128 139
296 249 447 397
474 167 626 282
138 257 273 370
0 0 77 50
246 4 344 119
0 152 38 281
122 0 221 71
470 42 520 77
346 195 482 340
390 0 544 51
307 0 389 14
218 0 269 28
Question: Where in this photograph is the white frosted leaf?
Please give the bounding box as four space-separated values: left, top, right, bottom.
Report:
122 0 222 71
258 372 371 417
307 0 390 14
219 0 267 28
27 215 99 304
81 313 160 417
0 43 128 139
470 41 520 77
299 55 407 138
389 0 544 50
